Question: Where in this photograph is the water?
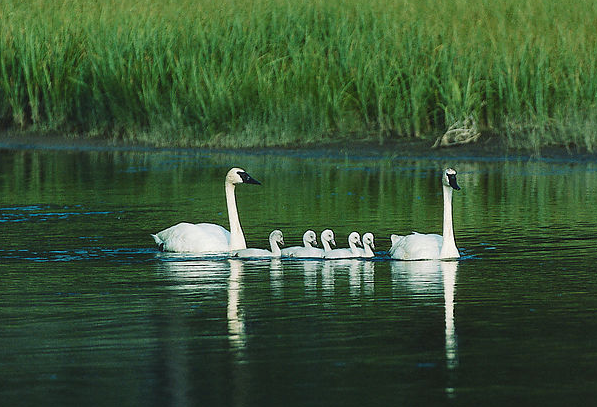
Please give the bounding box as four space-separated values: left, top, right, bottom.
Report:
1 148 597 406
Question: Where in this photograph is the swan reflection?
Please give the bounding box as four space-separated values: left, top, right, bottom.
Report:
269 258 284 298
303 260 319 297
155 253 230 291
442 261 458 371
319 259 376 298
362 261 375 296
391 260 459 383
227 259 246 357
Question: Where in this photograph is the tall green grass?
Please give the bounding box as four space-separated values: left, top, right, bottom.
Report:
2 0 597 149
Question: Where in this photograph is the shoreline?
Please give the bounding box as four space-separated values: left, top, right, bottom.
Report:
1 131 596 163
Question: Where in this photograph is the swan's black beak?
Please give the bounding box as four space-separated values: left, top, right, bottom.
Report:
447 173 460 190
238 171 261 185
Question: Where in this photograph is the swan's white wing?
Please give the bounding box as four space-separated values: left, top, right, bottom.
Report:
154 222 230 253
390 232 442 260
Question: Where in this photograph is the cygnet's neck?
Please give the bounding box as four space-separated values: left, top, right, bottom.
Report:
363 242 374 257
303 236 313 248
349 237 361 254
269 239 282 256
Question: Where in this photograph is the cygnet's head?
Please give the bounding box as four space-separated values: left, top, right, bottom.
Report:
269 229 284 246
362 232 375 249
321 229 336 247
304 230 318 246
348 231 362 246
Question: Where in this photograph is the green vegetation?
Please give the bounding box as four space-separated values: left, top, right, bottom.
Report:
1 0 597 149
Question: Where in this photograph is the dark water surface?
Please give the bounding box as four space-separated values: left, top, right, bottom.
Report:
1 148 597 406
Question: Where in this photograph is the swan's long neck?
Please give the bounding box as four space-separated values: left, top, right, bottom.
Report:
363 243 374 257
322 239 333 252
226 182 246 250
440 185 459 259
303 236 313 248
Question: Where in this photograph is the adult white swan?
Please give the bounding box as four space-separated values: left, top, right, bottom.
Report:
281 230 319 258
389 168 461 260
324 231 362 259
232 230 284 258
151 167 260 253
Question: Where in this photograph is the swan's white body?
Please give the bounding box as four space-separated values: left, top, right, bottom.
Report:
281 230 319 258
324 231 362 259
152 168 260 253
355 232 375 258
390 168 461 260
232 230 284 258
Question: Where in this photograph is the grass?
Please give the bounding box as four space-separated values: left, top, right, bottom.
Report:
2 0 597 150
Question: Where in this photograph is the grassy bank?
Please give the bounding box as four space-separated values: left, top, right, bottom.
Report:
2 0 597 150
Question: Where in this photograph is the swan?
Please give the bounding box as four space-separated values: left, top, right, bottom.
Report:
323 231 362 259
389 168 461 260
356 232 375 258
281 230 320 258
232 230 284 258
320 229 336 252
151 167 260 253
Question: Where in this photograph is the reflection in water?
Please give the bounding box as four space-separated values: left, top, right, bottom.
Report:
391 260 459 397
321 261 334 298
363 261 375 296
155 256 231 407
270 258 284 298
227 259 251 407
228 259 246 358
304 259 377 298
155 253 230 290
303 260 319 297
159 257 250 406
442 261 458 372
347 259 362 297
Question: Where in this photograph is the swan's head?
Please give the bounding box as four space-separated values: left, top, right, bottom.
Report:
362 232 375 249
348 231 362 247
269 229 284 246
321 229 336 247
304 230 318 246
442 168 460 190
227 167 261 186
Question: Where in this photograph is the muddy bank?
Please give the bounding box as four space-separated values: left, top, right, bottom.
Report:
1 131 596 163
